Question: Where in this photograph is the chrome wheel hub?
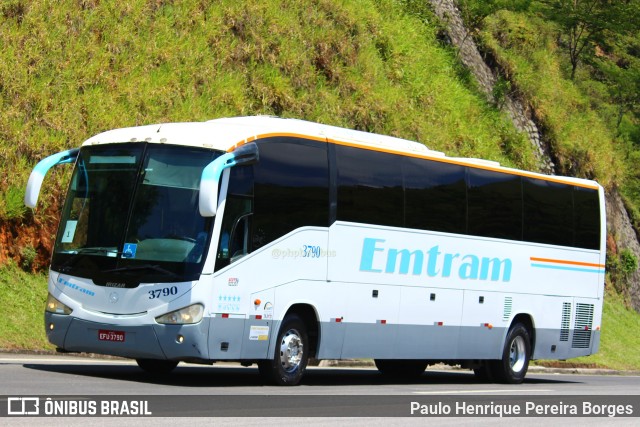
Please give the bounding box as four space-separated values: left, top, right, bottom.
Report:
279 329 303 372
509 335 526 373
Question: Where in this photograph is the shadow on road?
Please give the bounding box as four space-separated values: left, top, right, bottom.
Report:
23 363 580 388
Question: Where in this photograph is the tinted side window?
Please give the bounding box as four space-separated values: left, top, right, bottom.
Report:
252 138 329 250
523 178 573 246
574 186 600 250
403 158 466 234
336 145 404 227
467 169 522 240
215 165 254 271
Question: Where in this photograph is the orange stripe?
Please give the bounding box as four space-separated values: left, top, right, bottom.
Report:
228 132 600 190
228 132 326 152
530 257 605 268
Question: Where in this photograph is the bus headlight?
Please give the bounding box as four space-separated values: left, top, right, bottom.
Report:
155 304 204 325
46 293 73 315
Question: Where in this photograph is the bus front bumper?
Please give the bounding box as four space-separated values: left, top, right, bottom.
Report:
45 313 210 361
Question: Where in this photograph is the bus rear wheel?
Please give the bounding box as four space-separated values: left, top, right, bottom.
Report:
374 359 427 379
490 323 531 384
258 315 309 386
136 358 178 374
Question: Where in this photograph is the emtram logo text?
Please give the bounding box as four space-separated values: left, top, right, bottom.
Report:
359 238 512 282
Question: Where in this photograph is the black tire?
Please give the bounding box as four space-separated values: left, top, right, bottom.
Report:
258 315 309 386
136 358 179 374
490 323 531 384
374 359 427 379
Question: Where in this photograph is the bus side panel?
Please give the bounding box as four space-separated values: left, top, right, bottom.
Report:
243 288 276 359
396 286 463 359
458 290 506 359
210 228 329 360
519 295 562 360
314 282 347 360
338 283 400 359
317 321 346 359
241 319 273 359
269 280 345 360
208 315 245 359
509 294 602 361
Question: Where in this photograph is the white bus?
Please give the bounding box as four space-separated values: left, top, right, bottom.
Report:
25 116 605 385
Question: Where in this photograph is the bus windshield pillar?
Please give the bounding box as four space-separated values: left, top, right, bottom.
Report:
199 142 258 217
24 148 79 208
199 152 236 217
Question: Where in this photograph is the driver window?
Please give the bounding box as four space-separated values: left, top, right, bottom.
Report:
229 214 252 263
215 165 253 271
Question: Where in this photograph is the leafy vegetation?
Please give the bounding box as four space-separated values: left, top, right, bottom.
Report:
607 247 639 297
473 9 618 186
459 0 640 232
538 0 640 80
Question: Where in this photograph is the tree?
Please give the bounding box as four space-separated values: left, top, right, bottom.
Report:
595 55 640 132
539 0 640 79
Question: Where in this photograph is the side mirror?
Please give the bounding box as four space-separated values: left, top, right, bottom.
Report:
24 148 79 208
199 143 258 217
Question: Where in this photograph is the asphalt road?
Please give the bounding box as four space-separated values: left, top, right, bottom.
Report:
1 354 638 426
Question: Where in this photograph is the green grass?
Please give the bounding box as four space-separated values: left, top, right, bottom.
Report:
0 263 53 350
0 0 537 223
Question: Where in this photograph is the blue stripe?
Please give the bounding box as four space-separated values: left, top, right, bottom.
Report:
201 152 236 183
33 148 79 176
531 263 604 274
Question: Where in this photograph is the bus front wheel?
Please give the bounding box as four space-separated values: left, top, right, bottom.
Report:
490 323 531 384
258 315 309 386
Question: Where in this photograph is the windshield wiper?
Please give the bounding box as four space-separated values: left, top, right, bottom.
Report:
71 247 121 255
57 247 122 272
101 264 181 280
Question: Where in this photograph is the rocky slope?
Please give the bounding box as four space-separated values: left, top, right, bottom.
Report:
429 0 640 311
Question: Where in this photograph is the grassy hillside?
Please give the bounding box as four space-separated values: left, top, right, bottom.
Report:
478 10 621 187
459 0 640 234
0 0 536 224
0 263 52 350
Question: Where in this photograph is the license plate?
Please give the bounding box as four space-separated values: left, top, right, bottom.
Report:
98 329 125 342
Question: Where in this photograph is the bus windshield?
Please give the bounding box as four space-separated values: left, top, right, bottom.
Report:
51 143 222 284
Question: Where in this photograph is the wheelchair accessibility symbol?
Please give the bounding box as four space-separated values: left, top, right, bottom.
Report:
123 243 137 259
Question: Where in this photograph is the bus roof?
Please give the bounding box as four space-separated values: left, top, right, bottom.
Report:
81 116 600 190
